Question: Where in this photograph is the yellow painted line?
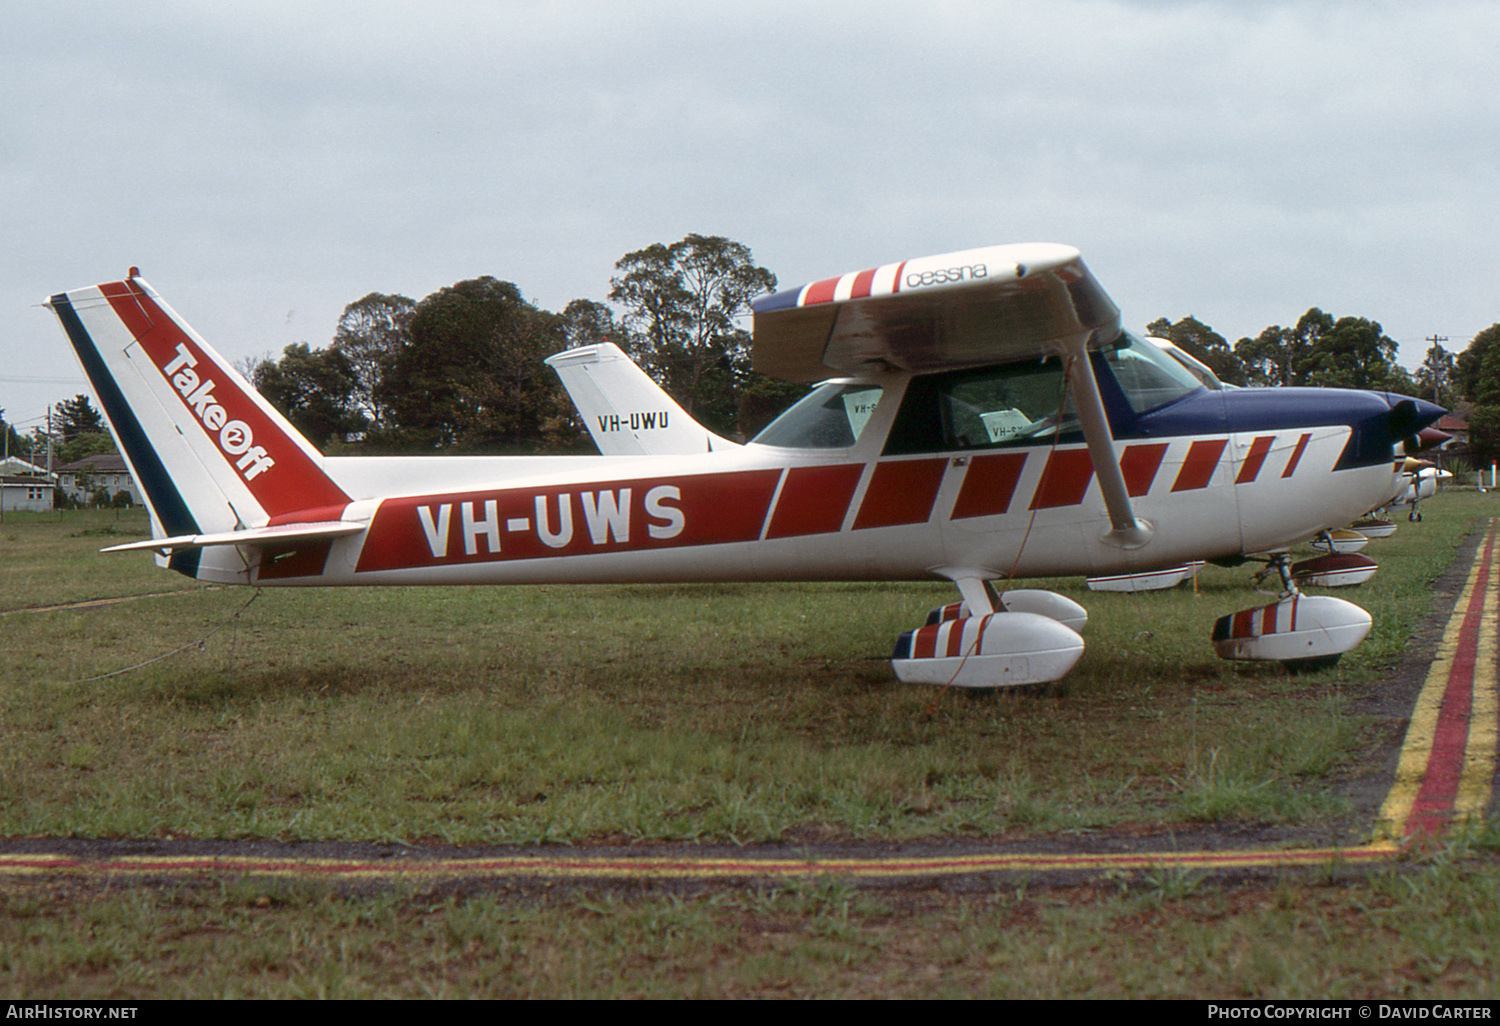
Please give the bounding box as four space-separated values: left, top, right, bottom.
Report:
1375 519 1498 840
0 843 1401 883
1457 531 1499 823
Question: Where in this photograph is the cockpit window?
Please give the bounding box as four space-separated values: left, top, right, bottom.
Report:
750 382 885 448
1102 332 1205 412
882 332 1208 456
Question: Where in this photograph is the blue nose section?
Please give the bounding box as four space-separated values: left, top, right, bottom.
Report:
1203 387 1445 472
1349 394 1446 467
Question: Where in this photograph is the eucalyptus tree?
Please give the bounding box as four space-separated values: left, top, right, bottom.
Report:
608 234 776 436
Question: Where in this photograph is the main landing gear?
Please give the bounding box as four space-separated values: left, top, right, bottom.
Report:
890 585 1086 689
890 551 1376 689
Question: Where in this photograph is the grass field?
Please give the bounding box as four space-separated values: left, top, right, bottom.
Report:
2 491 1498 997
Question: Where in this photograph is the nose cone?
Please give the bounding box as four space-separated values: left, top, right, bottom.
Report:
1380 394 1447 458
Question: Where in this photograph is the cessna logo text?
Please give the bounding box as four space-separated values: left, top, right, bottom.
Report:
162 343 275 481
906 263 987 288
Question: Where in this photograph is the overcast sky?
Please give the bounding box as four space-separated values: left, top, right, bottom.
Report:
4 0 1497 437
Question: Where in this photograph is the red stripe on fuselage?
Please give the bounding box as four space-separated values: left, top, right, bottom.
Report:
1119 443 1168 497
1283 433 1312 478
951 452 1028 519
850 268 877 299
1030 449 1094 510
98 281 351 518
1235 436 1275 484
852 459 947 530
1171 439 1227 492
766 464 863 538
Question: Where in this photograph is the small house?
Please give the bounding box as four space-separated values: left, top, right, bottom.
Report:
1 475 54 512
54 453 140 507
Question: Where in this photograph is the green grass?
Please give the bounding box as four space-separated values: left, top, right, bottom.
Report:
4 845 1500 998
0 496 1491 844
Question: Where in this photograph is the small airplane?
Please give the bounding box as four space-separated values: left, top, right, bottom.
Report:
1388 457 1450 521
47 244 1444 687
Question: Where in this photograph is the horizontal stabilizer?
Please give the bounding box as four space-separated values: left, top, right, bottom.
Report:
102 520 365 555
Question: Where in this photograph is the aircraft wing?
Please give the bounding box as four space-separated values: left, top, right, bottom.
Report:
751 243 1121 382
101 520 365 555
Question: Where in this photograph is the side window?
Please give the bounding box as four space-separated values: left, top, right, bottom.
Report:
750 382 886 449
886 361 1074 455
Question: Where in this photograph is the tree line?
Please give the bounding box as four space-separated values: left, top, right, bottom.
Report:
250 233 801 453
1145 312 1425 394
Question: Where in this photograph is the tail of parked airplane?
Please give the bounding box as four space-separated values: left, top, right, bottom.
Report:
545 342 738 456
46 271 359 582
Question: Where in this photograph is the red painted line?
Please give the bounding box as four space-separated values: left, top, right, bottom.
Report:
1407 530 1495 837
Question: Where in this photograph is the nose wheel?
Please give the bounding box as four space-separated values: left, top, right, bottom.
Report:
1213 552 1372 668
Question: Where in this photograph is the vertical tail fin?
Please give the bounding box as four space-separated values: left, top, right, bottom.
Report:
545 342 739 455
47 272 350 579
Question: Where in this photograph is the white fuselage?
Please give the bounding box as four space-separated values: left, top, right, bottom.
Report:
228 374 1396 591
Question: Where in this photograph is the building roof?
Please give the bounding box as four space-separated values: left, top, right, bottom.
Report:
0 457 48 475
55 453 129 474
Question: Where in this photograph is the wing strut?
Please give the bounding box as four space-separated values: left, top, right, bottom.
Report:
1058 332 1154 550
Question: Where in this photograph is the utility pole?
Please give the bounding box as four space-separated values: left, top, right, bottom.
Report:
1424 334 1450 405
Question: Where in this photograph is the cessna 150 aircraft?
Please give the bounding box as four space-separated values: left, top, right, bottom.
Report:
47 243 1443 687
